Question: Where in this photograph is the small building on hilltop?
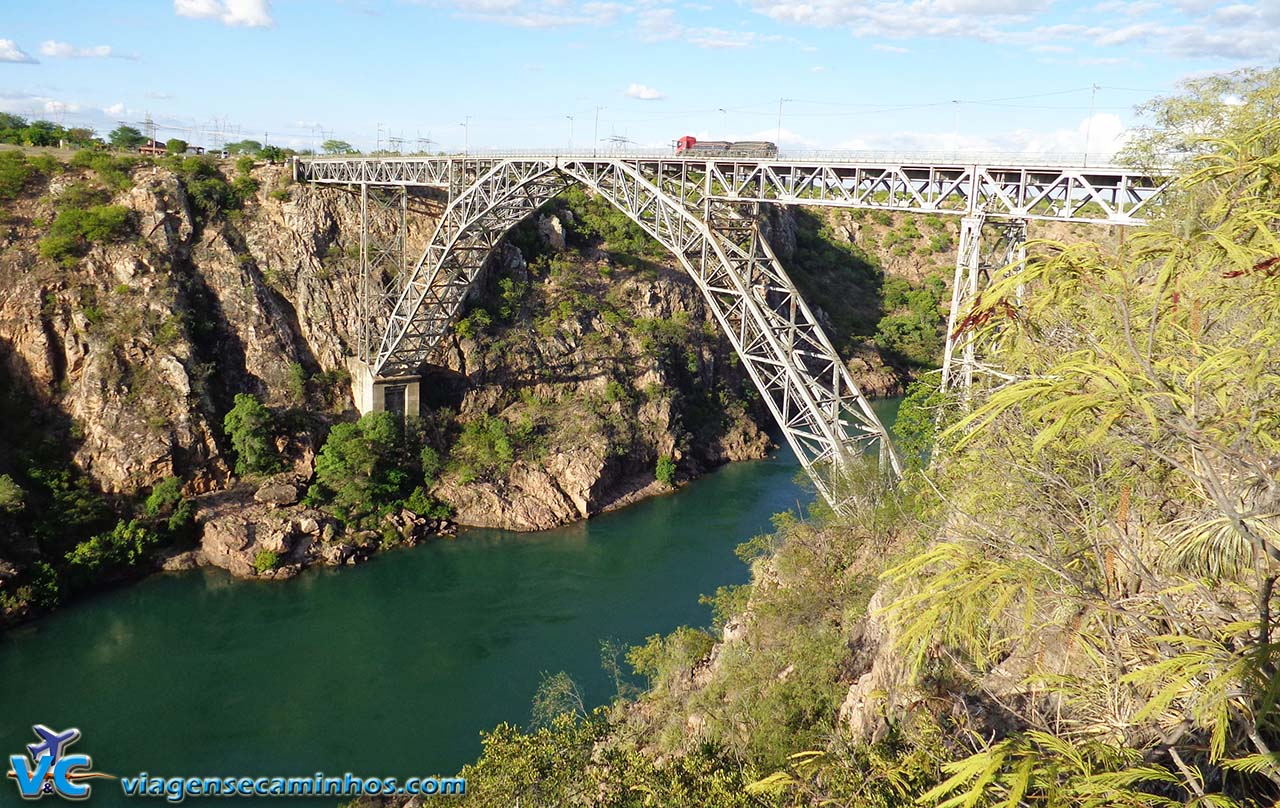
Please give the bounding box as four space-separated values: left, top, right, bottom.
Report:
137 139 205 156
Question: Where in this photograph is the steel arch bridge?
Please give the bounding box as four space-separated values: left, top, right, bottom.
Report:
294 152 1169 511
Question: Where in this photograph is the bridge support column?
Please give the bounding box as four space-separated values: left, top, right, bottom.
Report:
357 184 408 367
941 216 1027 397
347 358 420 418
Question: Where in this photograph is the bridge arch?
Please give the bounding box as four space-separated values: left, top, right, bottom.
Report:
360 157 900 511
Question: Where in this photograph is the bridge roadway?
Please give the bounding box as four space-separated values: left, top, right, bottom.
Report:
293 151 1170 513
295 150 1169 225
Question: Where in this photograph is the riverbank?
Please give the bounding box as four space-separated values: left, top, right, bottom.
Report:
0 434 845 806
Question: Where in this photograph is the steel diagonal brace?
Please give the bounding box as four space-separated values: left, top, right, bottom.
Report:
565 160 899 504
372 159 563 375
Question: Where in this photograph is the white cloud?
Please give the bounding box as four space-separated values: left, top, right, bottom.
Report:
836 112 1130 157
625 82 665 100
751 127 818 147
145 90 174 100
40 40 126 59
175 0 275 28
872 43 909 52
743 0 1280 61
104 102 128 116
0 39 37 63
43 100 80 115
432 0 624 28
636 7 770 49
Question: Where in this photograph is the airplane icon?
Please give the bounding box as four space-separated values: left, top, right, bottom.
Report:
25 725 81 763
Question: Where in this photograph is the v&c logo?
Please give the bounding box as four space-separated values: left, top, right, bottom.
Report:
7 725 113 801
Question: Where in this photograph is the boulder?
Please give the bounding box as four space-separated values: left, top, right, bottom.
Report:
254 482 300 507
157 549 204 572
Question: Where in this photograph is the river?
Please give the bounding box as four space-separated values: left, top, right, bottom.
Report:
0 399 900 805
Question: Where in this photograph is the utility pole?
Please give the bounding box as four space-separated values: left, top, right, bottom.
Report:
775 97 792 145
376 122 384 152
592 105 603 156
1083 83 1099 167
460 116 471 155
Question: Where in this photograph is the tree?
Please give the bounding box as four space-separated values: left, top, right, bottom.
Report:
64 127 97 148
108 125 146 150
165 138 189 155
321 139 355 155
223 139 262 155
1122 66 1280 168
884 112 1280 803
0 474 24 513
23 120 61 147
222 393 281 476
312 412 408 520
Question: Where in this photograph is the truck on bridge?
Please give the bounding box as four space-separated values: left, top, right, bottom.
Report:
675 135 778 158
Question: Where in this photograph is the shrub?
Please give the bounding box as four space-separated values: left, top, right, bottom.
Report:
286 362 307 406
312 412 410 521
69 150 140 191
231 174 259 204
55 181 110 210
143 476 183 517
0 473 24 513
655 455 677 486
253 549 280 574
38 205 132 265
65 519 162 573
450 414 519 483
222 393 282 476
626 627 716 687
0 150 33 200
165 138 189 155
235 155 255 176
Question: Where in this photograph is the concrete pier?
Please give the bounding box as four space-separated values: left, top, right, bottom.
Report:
347 358 420 418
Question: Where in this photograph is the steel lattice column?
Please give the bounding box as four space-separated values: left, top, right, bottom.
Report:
941 215 1027 396
358 184 408 366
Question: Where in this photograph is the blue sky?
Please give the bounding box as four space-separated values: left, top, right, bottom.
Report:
0 1 1275 154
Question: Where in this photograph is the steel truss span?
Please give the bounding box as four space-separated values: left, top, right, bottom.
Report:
297 154 1169 225
294 154 1166 512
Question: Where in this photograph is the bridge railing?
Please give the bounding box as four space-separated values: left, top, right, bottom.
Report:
298 149 1177 172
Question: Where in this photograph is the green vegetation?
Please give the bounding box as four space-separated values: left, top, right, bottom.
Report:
68 150 141 192
655 455 677 486
108 125 146 150
162 156 244 218
874 274 947 366
38 205 132 266
64 519 162 575
222 393 283 476
0 473 24 512
0 113 97 148
449 414 535 484
321 139 357 155
0 150 36 200
253 550 280 574
308 413 448 524
535 185 665 266
165 138 189 155
784 209 883 353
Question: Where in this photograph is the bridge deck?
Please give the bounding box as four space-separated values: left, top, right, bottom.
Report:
295 153 1170 225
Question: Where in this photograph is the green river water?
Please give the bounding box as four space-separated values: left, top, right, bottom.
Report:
0 399 900 805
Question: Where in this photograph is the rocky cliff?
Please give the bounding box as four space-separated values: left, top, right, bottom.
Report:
0 152 781 618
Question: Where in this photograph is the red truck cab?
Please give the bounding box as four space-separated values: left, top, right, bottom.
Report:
676 135 697 152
